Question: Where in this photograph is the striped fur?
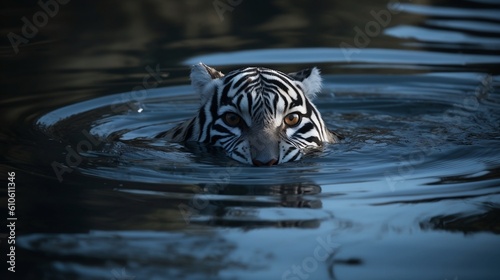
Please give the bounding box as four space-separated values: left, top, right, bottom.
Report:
158 63 339 166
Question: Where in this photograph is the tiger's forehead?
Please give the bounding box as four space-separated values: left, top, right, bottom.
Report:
216 68 308 124
220 68 304 103
236 90 288 127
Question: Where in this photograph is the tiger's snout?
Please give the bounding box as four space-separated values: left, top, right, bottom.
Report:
249 135 279 167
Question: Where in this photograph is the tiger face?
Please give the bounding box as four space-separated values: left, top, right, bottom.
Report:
160 63 339 166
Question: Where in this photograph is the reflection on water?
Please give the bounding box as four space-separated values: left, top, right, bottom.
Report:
2 0 500 279
421 203 500 234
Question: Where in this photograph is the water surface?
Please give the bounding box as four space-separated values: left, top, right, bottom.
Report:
2 0 500 279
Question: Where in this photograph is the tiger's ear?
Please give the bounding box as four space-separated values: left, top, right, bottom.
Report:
191 63 224 104
288 67 322 99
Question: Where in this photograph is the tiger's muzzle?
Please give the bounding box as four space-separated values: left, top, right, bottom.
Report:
248 127 280 167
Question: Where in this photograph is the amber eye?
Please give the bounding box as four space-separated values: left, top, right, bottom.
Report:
284 113 301 127
223 112 241 127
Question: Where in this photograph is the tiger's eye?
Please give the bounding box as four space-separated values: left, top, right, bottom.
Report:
284 113 301 127
223 112 241 127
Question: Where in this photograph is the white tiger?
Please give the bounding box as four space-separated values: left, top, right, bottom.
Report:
158 63 339 166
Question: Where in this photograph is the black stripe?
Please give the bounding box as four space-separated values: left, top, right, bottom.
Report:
290 92 303 108
209 87 220 117
224 67 256 81
210 123 233 144
281 92 289 113
296 122 314 136
235 94 246 113
202 123 212 143
223 71 241 83
246 92 254 116
232 73 251 89
289 151 301 162
261 73 304 108
260 84 283 96
172 127 183 139
212 124 232 135
220 137 234 147
233 79 255 97
262 71 298 92
261 76 289 93
232 150 246 160
284 146 295 157
305 102 316 117
184 118 195 140
210 134 225 144
305 104 326 134
264 99 274 113
227 138 244 152
304 136 322 146
221 83 233 105
290 137 309 147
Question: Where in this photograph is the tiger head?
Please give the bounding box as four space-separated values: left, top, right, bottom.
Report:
162 63 339 166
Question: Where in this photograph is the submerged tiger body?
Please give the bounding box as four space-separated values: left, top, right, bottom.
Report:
159 63 339 166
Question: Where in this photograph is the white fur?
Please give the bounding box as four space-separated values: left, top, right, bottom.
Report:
190 63 221 104
298 67 322 100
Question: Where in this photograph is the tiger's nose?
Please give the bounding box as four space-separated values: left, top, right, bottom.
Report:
252 158 278 167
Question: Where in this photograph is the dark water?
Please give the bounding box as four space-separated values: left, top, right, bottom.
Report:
2 0 500 279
